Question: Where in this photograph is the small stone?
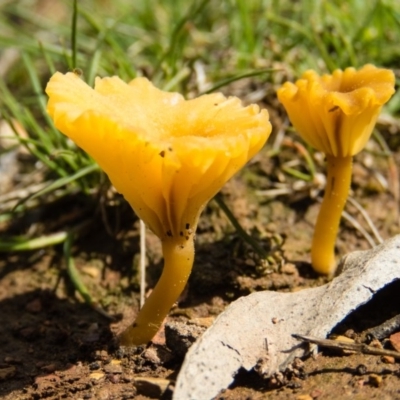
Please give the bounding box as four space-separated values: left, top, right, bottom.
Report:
0 366 16 381
368 374 383 387
143 347 161 365
281 263 297 275
356 364 367 375
103 363 123 374
382 355 395 364
333 335 354 343
134 377 170 398
81 265 100 278
389 331 400 352
107 373 120 384
296 395 312 400
89 361 101 370
90 371 105 381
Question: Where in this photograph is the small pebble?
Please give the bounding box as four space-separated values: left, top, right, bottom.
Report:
103 363 123 374
89 361 101 370
382 355 395 364
389 331 400 352
356 364 367 375
81 265 100 278
281 263 297 275
134 377 170 398
368 373 383 387
296 395 312 400
143 347 161 365
107 373 120 384
90 371 105 381
333 335 354 343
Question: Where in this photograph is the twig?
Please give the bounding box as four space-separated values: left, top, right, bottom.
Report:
362 314 400 341
293 333 400 360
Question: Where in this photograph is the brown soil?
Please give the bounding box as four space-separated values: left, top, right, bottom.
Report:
1 101 400 399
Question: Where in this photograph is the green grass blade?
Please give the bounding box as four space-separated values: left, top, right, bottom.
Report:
12 163 100 211
201 68 277 95
0 231 68 252
71 0 78 69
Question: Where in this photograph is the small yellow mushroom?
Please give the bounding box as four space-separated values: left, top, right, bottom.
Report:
277 64 395 275
46 72 272 345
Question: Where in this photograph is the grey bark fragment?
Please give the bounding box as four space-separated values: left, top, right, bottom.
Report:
174 235 400 400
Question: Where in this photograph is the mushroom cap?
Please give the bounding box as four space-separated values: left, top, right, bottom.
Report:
46 72 271 239
277 64 395 157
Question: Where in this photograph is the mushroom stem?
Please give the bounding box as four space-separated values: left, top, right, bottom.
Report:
311 155 353 275
120 238 195 346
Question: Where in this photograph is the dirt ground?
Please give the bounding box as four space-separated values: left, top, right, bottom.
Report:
1 102 400 399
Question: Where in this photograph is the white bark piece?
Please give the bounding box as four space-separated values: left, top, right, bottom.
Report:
174 235 400 400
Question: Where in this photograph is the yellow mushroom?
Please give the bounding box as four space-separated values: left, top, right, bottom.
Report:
46 72 272 345
277 64 395 275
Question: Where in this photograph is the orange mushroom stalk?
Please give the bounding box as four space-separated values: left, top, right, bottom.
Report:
277 64 395 275
46 72 271 345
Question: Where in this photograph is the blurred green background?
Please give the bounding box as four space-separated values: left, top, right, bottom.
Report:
0 0 399 237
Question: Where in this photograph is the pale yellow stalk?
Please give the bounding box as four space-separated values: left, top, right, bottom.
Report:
121 238 194 345
311 155 352 275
